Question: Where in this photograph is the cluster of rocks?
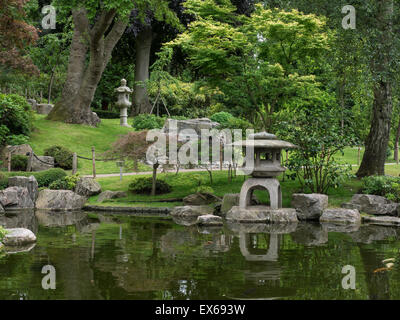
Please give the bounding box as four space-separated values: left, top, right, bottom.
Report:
0 175 103 250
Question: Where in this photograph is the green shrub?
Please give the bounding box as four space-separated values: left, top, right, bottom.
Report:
210 112 234 126
49 178 71 190
128 177 171 195
11 155 27 171
44 145 74 170
132 114 165 131
7 134 29 146
361 175 400 201
210 112 252 131
34 168 68 187
0 94 33 143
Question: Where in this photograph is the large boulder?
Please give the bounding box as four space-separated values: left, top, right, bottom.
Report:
36 103 54 115
2 228 36 246
170 205 214 217
1 144 32 168
292 193 328 221
0 187 34 210
348 194 399 216
8 176 38 202
196 214 223 226
35 190 87 211
31 155 54 171
75 177 101 197
227 206 298 224
320 208 361 224
183 193 221 206
97 190 127 203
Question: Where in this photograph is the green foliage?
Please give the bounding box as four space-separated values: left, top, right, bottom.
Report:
210 112 234 126
7 134 30 146
276 94 357 194
196 185 214 194
49 174 80 191
11 155 28 171
128 177 171 195
44 145 74 170
132 114 165 131
361 176 400 202
0 94 34 145
0 226 7 242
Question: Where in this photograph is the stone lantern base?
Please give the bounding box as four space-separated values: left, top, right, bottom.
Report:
119 107 131 127
227 177 298 224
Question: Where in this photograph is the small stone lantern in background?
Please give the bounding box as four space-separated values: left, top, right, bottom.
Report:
115 79 132 127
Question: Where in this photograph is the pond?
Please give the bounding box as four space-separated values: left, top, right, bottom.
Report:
1 210 400 300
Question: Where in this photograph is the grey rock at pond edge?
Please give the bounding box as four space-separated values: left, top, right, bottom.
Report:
75 177 102 197
320 208 361 224
171 215 198 226
362 215 400 227
170 205 214 217
31 155 54 171
8 176 38 202
183 193 221 206
36 103 54 115
35 190 87 211
341 202 362 211
290 223 328 246
292 193 328 221
350 194 399 216
0 204 4 214
226 206 298 224
3 228 36 246
97 190 127 203
0 186 34 210
196 214 223 226
5 242 36 254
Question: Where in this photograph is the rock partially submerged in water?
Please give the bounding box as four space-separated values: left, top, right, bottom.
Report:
2 228 36 246
320 208 361 224
226 221 297 234
170 205 214 217
196 214 223 226
350 225 398 244
290 223 328 246
344 194 399 216
0 186 35 210
183 193 221 206
292 193 328 221
36 190 87 211
362 215 400 227
226 206 298 224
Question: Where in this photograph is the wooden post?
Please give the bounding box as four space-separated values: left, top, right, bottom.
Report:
220 140 223 171
27 152 33 172
7 152 11 172
92 147 96 178
72 152 77 175
40 90 43 102
25 89 28 98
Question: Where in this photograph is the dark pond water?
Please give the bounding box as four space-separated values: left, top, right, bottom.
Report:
1 210 400 300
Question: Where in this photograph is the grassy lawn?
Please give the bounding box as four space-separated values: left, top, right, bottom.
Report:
29 115 150 175
90 170 363 208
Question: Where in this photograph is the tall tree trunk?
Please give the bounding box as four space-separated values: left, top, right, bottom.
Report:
133 28 153 115
356 0 394 177
47 8 127 126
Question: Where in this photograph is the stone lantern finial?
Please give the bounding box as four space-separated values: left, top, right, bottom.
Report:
115 78 133 127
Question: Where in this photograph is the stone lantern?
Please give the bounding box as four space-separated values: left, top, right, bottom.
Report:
227 132 298 223
115 79 132 127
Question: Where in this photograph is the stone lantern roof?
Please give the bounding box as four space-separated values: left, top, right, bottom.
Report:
231 132 297 149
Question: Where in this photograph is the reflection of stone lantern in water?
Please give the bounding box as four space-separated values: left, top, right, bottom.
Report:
227 132 298 223
115 79 133 127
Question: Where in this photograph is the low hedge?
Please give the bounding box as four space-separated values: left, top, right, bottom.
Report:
0 168 67 189
128 177 171 195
